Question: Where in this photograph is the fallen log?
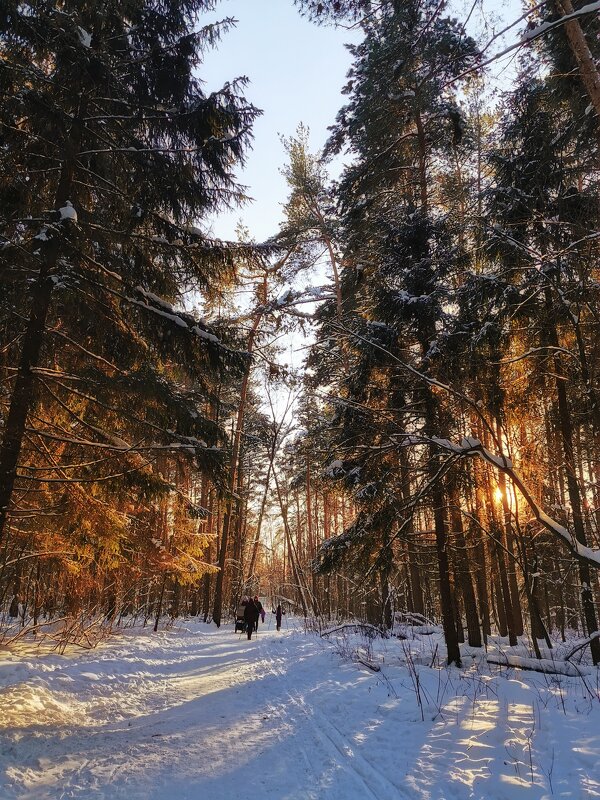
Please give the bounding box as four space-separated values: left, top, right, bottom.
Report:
487 652 591 677
357 657 381 672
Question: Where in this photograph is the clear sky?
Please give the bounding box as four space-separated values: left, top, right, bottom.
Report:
199 1 361 242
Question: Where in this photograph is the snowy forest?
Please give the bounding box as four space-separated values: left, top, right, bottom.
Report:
2 0 600 663
1 0 600 797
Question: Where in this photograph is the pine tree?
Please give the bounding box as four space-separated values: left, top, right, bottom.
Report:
309 0 480 663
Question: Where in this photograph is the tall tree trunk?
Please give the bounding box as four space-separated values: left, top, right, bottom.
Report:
380 527 393 630
0 99 87 548
556 0 600 121
482 429 519 645
153 572 168 633
414 110 429 212
0 272 54 547
547 310 600 664
448 487 482 647
493 522 518 646
246 460 273 580
432 482 461 665
422 386 460 664
470 448 491 639
212 317 261 627
231 445 246 570
497 466 525 636
272 467 309 617
400 447 425 616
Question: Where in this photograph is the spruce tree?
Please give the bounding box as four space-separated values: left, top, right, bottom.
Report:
0 0 259 619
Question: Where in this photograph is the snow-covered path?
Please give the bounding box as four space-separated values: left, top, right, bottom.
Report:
1 619 599 799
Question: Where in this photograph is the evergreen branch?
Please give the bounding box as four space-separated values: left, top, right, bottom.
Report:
47 327 128 375
445 0 600 88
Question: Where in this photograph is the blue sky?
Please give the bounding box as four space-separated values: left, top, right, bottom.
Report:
200 1 361 242
198 0 525 244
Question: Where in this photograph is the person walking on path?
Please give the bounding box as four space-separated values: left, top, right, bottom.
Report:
275 603 283 632
244 597 259 640
253 596 264 632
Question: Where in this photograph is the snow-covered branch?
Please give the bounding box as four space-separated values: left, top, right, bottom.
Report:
429 435 600 570
447 1 600 89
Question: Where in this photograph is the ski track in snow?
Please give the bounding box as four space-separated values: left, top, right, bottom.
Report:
258 644 406 800
0 618 599 799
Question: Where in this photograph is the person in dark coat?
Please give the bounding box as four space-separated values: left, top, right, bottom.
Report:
243 598 258 640
275 603 283 632
253 595 263 631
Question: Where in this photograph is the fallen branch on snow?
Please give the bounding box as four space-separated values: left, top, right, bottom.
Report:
321 622 385 639
564 631 600 662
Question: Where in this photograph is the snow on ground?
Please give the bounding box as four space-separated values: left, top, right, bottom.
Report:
0 616 599 800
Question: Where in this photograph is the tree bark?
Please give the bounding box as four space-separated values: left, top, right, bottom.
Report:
272 466 309 617
449 489 482 647
556 0 600 121
545 294 600 664
212 317 261 627
0 98 87 547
